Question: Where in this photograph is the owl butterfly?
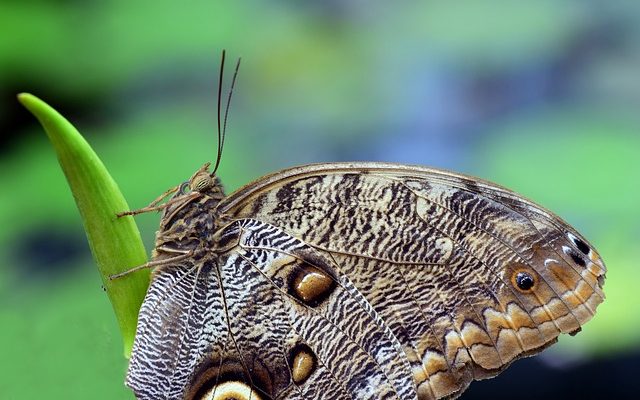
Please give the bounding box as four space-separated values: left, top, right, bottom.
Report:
117 53 606 400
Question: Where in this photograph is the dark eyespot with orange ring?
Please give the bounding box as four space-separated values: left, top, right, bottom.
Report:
513 271 535 291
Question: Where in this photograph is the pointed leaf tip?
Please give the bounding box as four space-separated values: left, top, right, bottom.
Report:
19 93 150 358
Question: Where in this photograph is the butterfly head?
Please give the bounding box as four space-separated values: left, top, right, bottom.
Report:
156 163 224 233
187 162 214 192
180 162 225 200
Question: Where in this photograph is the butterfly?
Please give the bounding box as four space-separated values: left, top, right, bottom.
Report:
117 52 606 400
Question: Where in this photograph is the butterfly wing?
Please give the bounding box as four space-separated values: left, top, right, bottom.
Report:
213 162 606 399
125 257 230 399
127 218 419 399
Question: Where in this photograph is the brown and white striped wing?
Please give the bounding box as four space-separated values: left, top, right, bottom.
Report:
126 257 229 399
127 218 419 399
216 162 606 399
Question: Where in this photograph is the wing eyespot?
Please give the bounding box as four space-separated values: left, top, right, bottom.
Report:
567 232 591 256
563 245 587 267
197 381 263 400
185 358 272 400
288 258 336 307
288 343 317 385
511 270 536 292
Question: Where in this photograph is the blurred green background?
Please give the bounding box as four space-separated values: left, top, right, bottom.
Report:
1 1 638 399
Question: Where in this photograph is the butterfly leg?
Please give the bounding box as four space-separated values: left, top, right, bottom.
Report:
116 185 180 217
109 250 195 280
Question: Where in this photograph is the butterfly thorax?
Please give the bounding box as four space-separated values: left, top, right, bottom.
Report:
152 164 226 259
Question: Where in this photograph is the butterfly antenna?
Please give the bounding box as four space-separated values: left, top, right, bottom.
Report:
213 52 241 174
213 50 226 174
220 57 241 171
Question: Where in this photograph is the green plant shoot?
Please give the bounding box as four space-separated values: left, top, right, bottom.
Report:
18 93 149 358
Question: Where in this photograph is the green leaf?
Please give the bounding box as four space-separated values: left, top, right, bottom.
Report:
18 93 149 358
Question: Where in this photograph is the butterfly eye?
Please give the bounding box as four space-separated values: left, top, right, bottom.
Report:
567 232 590 255
514 271 535 291
179 182 190 194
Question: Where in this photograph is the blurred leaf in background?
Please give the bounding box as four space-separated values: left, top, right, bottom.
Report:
1 1 638 399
